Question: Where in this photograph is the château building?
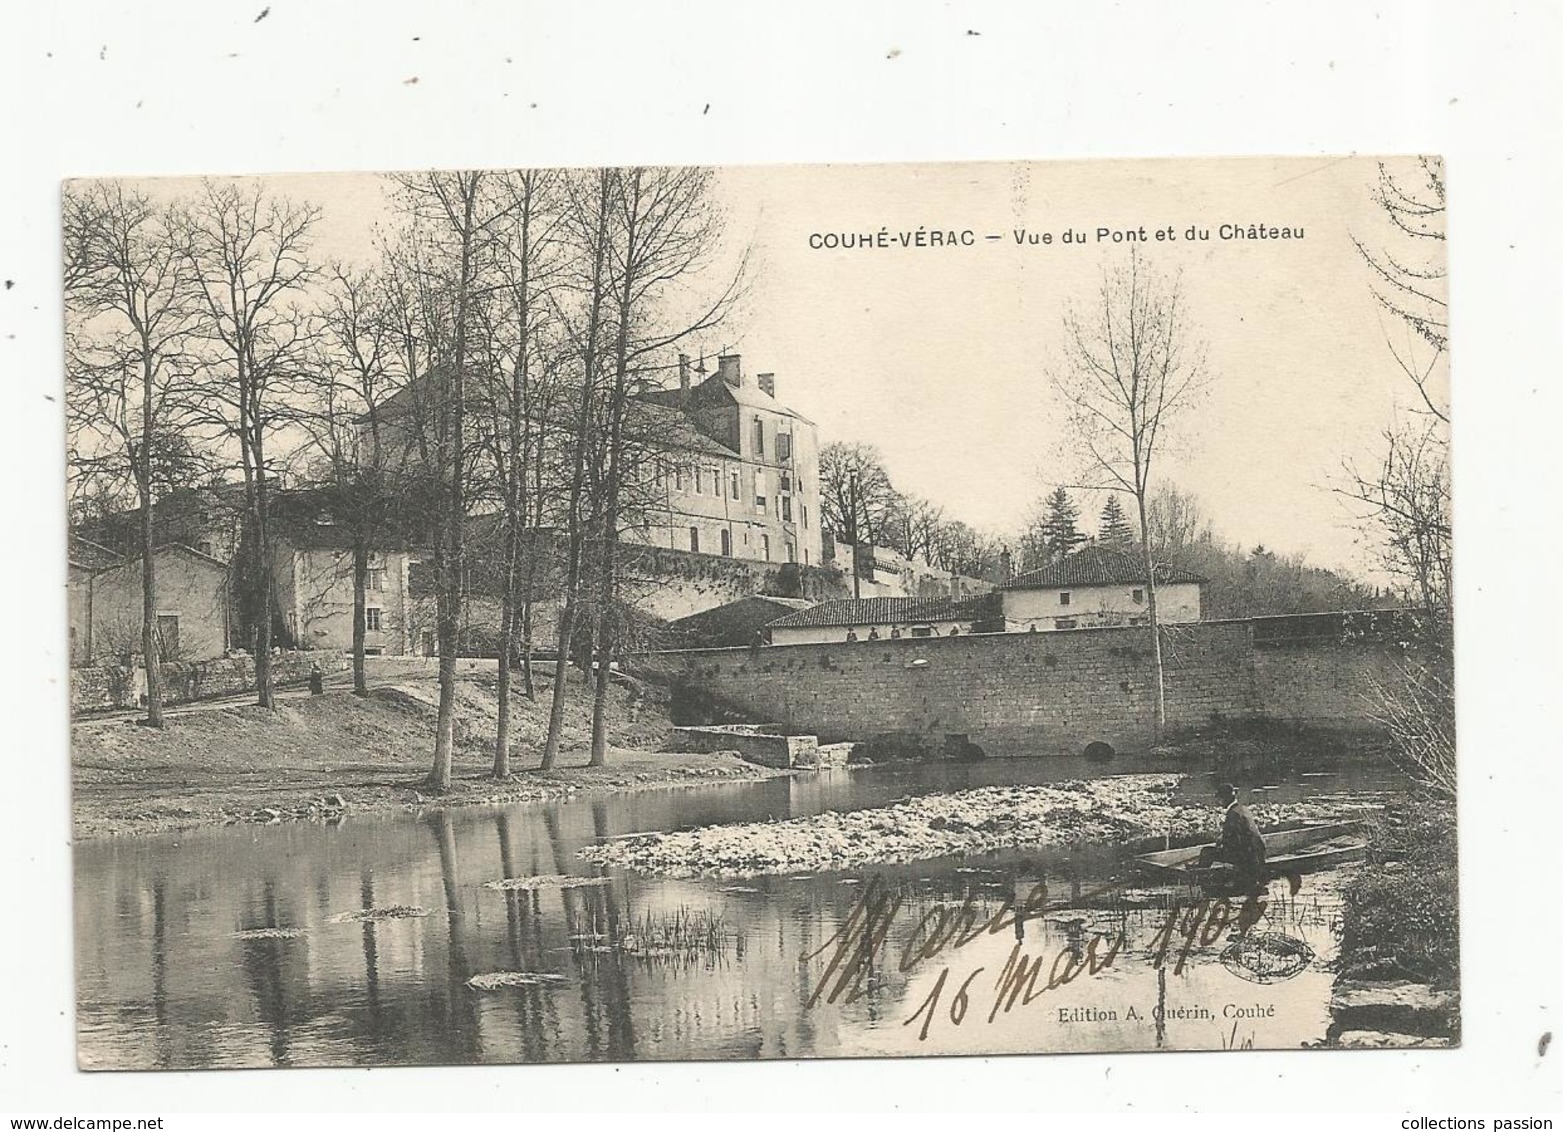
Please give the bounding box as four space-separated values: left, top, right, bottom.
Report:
633 353 823 568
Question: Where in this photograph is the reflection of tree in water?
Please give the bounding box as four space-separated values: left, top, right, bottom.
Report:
149 876 171 1070
494 809 561 1061
429 810 481 1063
235 875 298 1067
555 802 638 1061
358 867 382 1026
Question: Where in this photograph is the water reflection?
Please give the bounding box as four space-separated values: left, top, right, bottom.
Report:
74 759 1395 1068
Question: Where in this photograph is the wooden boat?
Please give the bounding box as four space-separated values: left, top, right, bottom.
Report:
1131 820 1367 887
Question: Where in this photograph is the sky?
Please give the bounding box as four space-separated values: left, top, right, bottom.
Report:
116 156 1445 579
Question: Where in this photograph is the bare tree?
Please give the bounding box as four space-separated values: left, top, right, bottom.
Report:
295 263 411 697
185 181 321 710
1341 158 1450 617
885 494 945 564
1341 158 1452 795
818 441 896 547
1050 248 1209 739
64 183 205 727
539 169 615 772
584 165 740 767
391 171 498 792
479 169 566 779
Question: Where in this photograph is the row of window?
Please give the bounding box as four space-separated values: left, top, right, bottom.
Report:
663 466 809 527
1057 588 1145 606
688 526 799 563
667 465 805 504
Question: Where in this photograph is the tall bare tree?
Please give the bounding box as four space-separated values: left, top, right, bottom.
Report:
1342 158 1450 616
297 263 411 697
585 165 739 767
818 441 896 547
479 169 566 779
540 170 615 772
391 171 497 792
1051 248 1209 739
1342 158 1452 796
185 181 321 710
64 183 205 727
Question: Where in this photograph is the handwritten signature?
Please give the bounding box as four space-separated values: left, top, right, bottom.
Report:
802 876 1269 1041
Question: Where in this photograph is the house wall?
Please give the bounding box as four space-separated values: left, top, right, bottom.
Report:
636 396 823 569
1002 581 1202 631
770 618 977 647
68 564 95 665
276 542 413 655
663 618 1421 757
86 549 229 662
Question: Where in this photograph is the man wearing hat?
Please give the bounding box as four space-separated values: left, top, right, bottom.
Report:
1198 783 1267 883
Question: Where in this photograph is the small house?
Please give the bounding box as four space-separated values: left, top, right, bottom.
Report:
999 545 1205 632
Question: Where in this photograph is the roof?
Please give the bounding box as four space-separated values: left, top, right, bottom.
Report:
1002 545 1207 590
667 596 816 648
767 595 991 630
625 400 740 459
95 543 232 573
67 536 123 572
637 370 815 426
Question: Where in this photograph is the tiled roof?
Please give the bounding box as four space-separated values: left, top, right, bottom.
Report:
767 595 990 630
67 536 124 571
1002 545 1207 590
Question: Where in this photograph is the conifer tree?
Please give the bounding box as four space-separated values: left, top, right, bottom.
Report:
1098 494 1135 549
1040 486 1087 561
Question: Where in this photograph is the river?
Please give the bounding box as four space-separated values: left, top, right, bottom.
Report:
73 756 1399 1069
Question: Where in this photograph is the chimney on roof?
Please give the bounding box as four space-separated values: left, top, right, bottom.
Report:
716 352 742 388
678 352 692 401
757 372 776 398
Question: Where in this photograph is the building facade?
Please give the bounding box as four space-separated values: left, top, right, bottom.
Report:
999 545 1205 631
633 353 823 569
76 544 232 663
272 540 416 656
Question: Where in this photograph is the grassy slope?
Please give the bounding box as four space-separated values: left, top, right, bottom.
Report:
71 671 782 838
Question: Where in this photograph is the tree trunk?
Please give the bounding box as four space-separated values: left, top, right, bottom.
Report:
539 592 578 770
493 568 516 779
426 177 478 793
252 407 276 710
351 539 369 696
541 171 611 767
138 470 164 729
1136 494 1167 741
520 599 535 699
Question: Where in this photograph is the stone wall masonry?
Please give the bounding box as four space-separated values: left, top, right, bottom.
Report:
669 725 819 768
660 616 1424 758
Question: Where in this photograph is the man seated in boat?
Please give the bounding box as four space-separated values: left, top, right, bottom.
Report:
1197 783 1267 881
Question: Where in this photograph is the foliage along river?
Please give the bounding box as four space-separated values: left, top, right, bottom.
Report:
73 756 1399 1068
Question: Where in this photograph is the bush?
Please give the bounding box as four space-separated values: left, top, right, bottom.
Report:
1338 801 1459 989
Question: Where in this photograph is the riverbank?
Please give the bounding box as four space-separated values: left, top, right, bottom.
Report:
580 772 1374 878
71 671 787 839
1329 797 1460 1047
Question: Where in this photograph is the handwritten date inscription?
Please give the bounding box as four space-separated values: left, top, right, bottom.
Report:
803 877 1268 1041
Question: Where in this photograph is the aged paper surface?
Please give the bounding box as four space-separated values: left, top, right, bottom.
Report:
64 156 1454 1068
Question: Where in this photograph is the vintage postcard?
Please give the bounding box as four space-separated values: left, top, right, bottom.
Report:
65 156 1454 1069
